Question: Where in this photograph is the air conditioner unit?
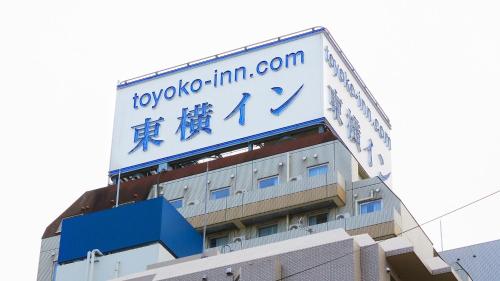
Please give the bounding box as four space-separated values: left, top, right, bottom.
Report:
232 236 245 243
335 213 350 220
187 200 199 206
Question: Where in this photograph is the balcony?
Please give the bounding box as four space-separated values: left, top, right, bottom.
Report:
216 207 399 253
177 172 345 230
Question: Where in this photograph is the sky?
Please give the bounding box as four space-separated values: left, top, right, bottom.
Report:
1 0 499 279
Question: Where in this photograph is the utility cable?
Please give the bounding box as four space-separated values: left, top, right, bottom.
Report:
276 188 500 280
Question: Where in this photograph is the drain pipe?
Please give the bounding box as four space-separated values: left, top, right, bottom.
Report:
88 249 103 281
83 251 91 281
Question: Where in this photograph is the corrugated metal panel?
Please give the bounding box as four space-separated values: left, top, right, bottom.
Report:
440 240 500 281
345 209 393 230
252 155 284 187
207 166 235 192
37 236 59 281
233 162 249 190
40 235 60 252
160 142 335 214
218 208 396 252
289 142 335 180
178 171 338 220
37 251 56 281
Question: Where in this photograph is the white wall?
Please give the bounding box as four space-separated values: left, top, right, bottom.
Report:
55 243 174 281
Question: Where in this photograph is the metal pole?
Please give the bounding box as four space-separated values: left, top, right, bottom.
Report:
115 169 121 207
201 162 210 257
440 220 444 251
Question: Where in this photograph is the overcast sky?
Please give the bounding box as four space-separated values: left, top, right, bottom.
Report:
1 0 499 279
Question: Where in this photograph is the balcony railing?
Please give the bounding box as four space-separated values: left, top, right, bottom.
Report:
218 208 398 253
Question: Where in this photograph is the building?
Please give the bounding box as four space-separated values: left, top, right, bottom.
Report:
37 27 469 281
440 239 500 281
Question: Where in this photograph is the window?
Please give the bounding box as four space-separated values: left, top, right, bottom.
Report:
169 198 183 209
308 164 329 177
210 187 230 200
258 175 279 189
209 236 229 248
258 224 278 237
359 199 382 214
308 213 328 226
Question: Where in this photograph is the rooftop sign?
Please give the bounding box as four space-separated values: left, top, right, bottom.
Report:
109 27 392 185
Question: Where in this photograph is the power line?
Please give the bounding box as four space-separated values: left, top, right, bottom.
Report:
276 188 500 280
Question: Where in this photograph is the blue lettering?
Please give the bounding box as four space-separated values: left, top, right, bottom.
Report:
256 61 268 75
328 54 335 68
140 93 152 107
339 69 345 82
178 80 189 96
270 57 283 71
213 69 218 88
191 79 202 93
285 51 304 67
373 119 379 131
385 134 392 150
133 93 139 109
151 90 163 109
366 107 371 122
164 86 176 100
348 84 356 97
234 66 246 82
220 70 232 86
379 126 385 139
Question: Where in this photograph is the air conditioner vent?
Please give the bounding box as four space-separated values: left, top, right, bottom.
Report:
336 213 350 220
232 236 245 243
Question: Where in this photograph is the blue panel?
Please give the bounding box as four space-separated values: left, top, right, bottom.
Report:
58 198 202 264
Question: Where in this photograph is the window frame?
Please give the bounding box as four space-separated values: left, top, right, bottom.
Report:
308 212 329 226
358 199 382 215
307 163 329 177
169 197 184 209
210 186 230 200
257 224 279 237
258 175 279 189
208 235 229 248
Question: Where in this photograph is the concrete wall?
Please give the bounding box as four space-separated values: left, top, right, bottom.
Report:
55 243 174 281
398 205 434 260
112 230 398 281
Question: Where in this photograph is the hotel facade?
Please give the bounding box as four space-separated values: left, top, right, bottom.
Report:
37 27 470 281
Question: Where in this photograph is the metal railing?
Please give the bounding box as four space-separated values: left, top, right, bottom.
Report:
219 207 396 253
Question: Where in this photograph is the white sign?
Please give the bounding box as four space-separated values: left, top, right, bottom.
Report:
322 35 392 185
110 28 392 186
